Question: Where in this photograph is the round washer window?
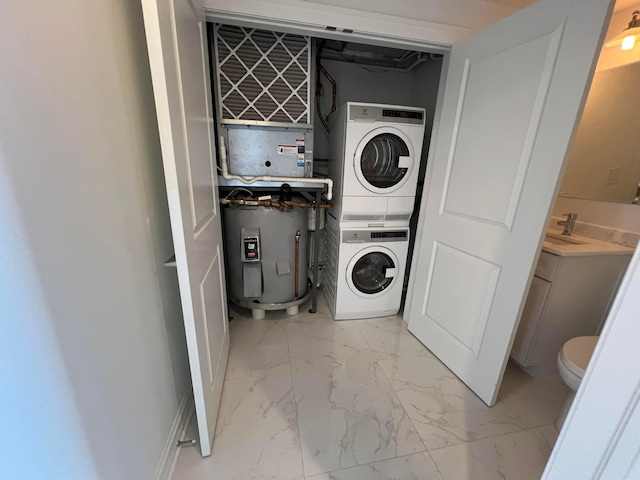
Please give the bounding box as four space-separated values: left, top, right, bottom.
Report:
351 252 396 294
360 133 410 189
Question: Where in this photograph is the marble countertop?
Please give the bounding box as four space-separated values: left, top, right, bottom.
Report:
542 229 635 257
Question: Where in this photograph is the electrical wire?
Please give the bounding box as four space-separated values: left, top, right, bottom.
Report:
316 40 331 135
225 187 255 199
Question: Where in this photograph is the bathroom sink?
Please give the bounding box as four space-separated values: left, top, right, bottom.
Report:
544 234 586 246
541 231 632 256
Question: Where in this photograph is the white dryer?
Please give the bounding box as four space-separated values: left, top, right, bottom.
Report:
329 102 426 226
324 216 409 320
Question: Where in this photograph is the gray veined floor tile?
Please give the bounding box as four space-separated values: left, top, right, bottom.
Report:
291 351 425 476
533 424 560 450
498 362 569 428
225 315 290 380
429 429 552 480
173 298 567 480
172 364 303 480
287 313 371 365
378 356 526 450
356 316 435 360
292 293 335 323
306 452 444 480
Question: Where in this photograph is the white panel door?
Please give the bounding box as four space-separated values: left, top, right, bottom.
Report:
141 0 229 455
408 0 612 406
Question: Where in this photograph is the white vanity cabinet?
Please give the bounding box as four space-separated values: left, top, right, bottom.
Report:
511 247 631 377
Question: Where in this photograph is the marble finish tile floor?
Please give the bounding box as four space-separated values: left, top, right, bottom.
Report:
172 295 567 480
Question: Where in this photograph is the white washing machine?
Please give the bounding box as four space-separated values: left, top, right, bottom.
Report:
328 102 426 226
324 216 409 320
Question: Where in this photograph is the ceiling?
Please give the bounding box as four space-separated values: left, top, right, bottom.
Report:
315 0 638 70
487 0 638 12
318 40 441 71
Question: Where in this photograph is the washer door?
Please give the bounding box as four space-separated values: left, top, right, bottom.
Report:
354 127 415 194
346 246 399 298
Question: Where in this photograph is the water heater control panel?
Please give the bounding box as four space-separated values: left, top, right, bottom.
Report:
243 238 260 261
241 227 261 263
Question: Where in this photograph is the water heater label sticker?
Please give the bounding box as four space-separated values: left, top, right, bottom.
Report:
296 138 305 167
277 145 297 155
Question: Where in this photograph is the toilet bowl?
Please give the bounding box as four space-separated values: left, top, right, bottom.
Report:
555 335 599 429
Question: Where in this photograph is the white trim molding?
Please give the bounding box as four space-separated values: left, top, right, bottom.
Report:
154 390 194 480
204 0 479 51
544 245 640 478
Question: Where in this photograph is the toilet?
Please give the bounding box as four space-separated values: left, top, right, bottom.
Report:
556 335 599 429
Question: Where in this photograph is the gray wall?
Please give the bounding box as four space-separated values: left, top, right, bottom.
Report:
314 57 442 163
409 59 444 180
0 1 189 478
408 57 444 211
314 59 415 159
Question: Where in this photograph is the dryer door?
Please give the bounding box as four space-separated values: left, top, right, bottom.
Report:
347 246 399 298
354 127 415 194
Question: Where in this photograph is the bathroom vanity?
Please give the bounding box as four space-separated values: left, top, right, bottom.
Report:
511 230 633 377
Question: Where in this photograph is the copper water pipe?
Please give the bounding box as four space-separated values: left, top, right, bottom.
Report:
220 198 333 210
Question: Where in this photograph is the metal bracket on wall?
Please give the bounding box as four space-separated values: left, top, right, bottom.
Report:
176 439 197 448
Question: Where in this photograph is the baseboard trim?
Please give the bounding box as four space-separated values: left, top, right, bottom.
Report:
155 389 194 480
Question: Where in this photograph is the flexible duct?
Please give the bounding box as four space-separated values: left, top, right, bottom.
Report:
218 136 333 200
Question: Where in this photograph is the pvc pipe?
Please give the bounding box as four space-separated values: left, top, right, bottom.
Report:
218 136 333 200
295 230 301 298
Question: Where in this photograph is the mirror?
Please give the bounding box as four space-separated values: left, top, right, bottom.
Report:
559 61 640 204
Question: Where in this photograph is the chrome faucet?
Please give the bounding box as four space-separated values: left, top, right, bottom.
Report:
557 213 578 236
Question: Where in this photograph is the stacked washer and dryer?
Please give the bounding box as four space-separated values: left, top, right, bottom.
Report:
324 102 426 320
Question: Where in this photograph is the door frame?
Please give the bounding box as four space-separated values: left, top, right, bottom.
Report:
543 247 640 478
204 1 469 53
203 2 637 470
204 6 454 317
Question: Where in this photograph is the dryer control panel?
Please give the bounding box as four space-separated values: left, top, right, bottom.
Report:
342 229 408 243
348 103 425 125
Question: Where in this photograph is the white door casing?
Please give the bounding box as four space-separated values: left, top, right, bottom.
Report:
141 0 229 456
407 0 613 406
543 246 640 478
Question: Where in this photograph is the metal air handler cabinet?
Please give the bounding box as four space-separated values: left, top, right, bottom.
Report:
212 24 315 179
